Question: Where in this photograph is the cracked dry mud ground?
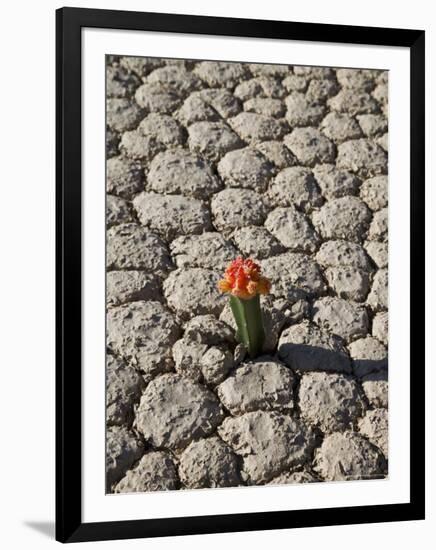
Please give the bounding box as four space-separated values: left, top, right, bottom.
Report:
105 56 389 493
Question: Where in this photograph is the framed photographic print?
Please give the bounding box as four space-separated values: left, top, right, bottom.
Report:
56 6 425 543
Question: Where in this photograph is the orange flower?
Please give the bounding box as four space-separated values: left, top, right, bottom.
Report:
218 257 271 299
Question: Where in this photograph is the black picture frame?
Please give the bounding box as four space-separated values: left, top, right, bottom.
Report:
56 6 425 543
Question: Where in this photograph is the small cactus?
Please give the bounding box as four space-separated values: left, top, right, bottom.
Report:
218 257 271 358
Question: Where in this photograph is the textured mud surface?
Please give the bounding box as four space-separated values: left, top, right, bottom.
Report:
106 57 388 493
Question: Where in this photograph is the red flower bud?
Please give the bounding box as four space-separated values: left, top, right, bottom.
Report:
218 257 271 300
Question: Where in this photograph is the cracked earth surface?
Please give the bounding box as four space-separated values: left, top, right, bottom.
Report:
106 56 389 493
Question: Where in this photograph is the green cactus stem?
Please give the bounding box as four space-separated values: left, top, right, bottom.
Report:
229 294 265 359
